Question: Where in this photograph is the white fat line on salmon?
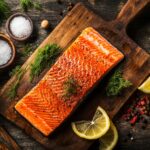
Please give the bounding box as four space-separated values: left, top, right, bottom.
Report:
20 102 52 131
84 34 110 55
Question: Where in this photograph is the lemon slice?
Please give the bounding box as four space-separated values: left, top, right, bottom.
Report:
71 106 110 140
99 121 118 150
138 76 150 94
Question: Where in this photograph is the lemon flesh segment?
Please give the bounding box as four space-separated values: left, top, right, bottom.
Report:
99 121 118 150
138 76 150 94
71 106 110 140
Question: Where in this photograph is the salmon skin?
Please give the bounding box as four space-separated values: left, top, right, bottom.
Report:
15 27 124 136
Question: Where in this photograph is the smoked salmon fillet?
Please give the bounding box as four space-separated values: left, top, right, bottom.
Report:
15 27 124 136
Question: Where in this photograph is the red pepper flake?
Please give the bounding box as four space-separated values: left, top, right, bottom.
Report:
141 100 145 105
130 116 137 125
121 95 150 127
127 108 132 113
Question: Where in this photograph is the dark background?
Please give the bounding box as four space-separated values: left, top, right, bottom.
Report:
0 0 150 149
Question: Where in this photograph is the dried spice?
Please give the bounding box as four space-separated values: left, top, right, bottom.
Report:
121 95 150 126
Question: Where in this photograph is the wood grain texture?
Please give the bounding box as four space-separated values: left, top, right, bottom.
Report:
0 0 147 148
113 0 150 29
0 126 20 150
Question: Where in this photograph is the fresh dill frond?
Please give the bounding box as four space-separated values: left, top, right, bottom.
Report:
21 44 33 57
9 65 21 77
0 0 10 24
33 2 42 10
7 66 25 99
19 0 42 11
63 76 80 100
106 67 132 96
30 44 62 81
7 80 20 99
19 0 33 11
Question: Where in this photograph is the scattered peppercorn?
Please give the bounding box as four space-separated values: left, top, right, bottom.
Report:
121 95 150 127
41 20 49 29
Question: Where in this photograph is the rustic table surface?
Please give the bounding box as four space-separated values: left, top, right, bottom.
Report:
0 0 150 150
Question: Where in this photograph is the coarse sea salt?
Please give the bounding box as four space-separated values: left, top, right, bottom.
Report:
10 16 32 38
0 39 12 66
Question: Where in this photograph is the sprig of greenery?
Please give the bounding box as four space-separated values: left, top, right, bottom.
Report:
7 66 24 99
19 0 42 11
21 44 33 57
9 65 21 77
106 67 132 96
30 44 62 81
33 2 42 10
63 76 80 100
0 0 10 24
20 0 32 11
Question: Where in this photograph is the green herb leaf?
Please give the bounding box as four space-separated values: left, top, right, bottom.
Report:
33 2 42 10
106 67 132 96
21 44 33 57
19 0 33 11
19 0 42 11
0 0 10 24
63 76 80 100
7 66 25 99
7 80 20 99
9 65 21 77
30 44 62 81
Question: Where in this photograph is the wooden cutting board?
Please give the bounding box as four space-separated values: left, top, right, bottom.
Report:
0 126 20 150
0 0 149 149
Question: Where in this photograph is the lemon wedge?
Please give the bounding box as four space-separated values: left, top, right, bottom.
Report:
71 106 110 140
138 76 150 94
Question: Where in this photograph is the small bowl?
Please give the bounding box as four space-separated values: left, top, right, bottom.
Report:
6 13 33 42
0 33 16 69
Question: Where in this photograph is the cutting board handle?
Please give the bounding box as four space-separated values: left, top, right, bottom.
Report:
113 0 149 31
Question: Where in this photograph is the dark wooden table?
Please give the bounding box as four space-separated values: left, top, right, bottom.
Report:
0 0 149 150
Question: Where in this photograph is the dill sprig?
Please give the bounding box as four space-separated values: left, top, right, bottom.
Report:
7 66 24 99
30 44 62 81
63 76 80 100
33 2 42 10
19 0 42 11
20 0 32 11
0 0 10 24
106 67 132 96
9 65 21 77
21 44 33 57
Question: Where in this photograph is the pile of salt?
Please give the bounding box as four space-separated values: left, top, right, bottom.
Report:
0 40 12 66
10 16 32 38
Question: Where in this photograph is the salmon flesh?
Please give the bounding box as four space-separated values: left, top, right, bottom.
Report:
15 27 124 136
